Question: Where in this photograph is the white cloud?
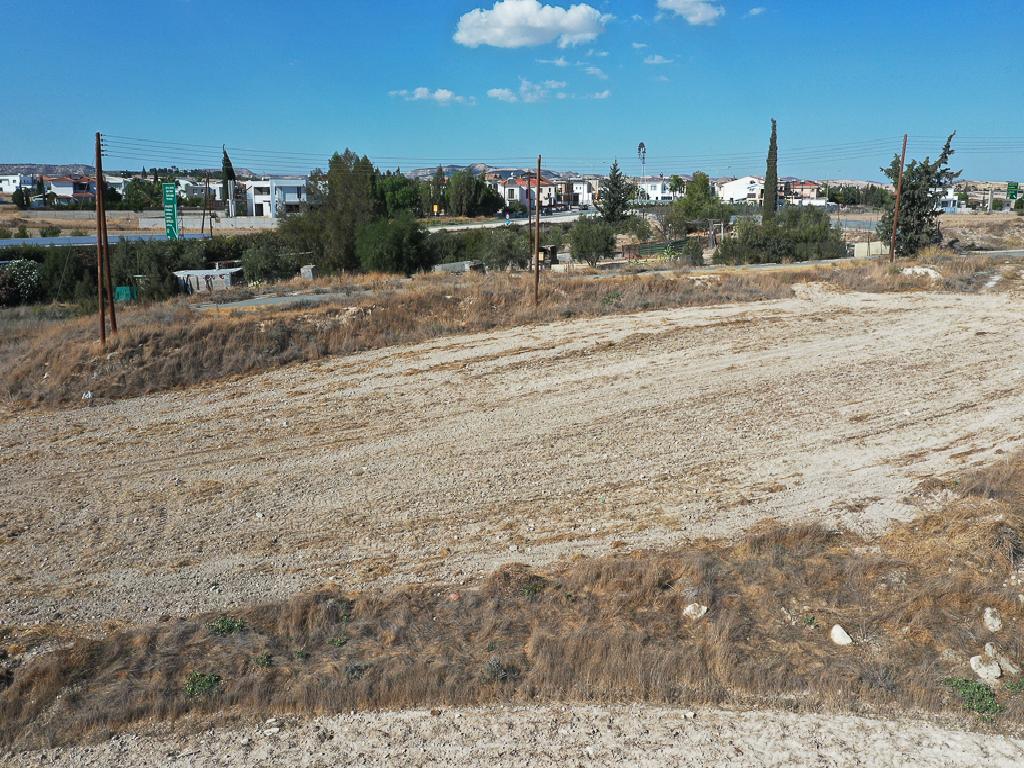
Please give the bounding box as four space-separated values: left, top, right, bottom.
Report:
631 14 644 21
590 89 611 99
655 74 670 82
657 0 725 26
487 87 519 103
390 87 474 105
489 77 566 103
537 56 569 66
644 54 674 65
586 48 609 57
583 65 607 79
454 0 611 49
746 7 766 16
632 41 648 49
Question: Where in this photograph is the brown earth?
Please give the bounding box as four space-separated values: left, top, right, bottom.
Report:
3 287 1024 631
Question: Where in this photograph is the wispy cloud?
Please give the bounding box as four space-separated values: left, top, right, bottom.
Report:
644 54 674 65
586 48 609 57
632 41 648 49
656 0 725 26
537 56 569 66
590 89 611 99
583 65 608 79
746 6 766 17
487 77 567 103
389 87 474 106
455 0 612 48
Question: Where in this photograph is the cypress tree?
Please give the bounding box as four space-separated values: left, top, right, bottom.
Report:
763 118 778 221
221 147 236 184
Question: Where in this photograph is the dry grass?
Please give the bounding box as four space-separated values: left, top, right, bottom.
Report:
4 256 999 408
4 454 1024 748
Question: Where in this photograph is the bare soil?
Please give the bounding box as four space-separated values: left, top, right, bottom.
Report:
4 288 1024 630
6 706 1024 768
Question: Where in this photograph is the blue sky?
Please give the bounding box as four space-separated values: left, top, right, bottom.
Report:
5 0 1022 181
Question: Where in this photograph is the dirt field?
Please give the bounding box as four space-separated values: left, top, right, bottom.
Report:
4 286 1024 630
7 705 1024 768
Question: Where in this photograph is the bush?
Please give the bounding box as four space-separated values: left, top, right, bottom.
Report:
623 215 652 242
241 240 299 282
356 213 434 276
715 206 846 265
39 226 62 238
0 260 43 306
0 226 11 239
569 217 616 266
183 672 221 698
209 616 245 636
16 225 28 238
943 677 1003 716
682 236 704 266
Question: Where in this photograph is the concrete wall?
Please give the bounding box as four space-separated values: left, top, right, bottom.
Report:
138 215 278 230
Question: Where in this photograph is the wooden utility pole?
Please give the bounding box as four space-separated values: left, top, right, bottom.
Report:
94 133 107 345
96 132 117 333
889 133 908 263
534 154 541 307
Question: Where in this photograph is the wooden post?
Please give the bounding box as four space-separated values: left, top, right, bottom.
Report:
889 133 908 263
96 133 117 333
534 154 541 307
94 132 106 345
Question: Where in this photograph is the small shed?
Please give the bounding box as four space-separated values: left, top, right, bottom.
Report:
173 267 244 294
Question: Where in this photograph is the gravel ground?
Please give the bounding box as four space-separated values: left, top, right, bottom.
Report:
4 288 1024 630
6 705 1024 768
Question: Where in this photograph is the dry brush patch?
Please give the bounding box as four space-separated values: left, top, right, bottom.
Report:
1 258 984 408
3 461 1024 749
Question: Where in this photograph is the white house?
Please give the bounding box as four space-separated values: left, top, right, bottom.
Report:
0 174 32 194
636 177 681 203
495 177 557 209
244 177 307 218
717 176 764 205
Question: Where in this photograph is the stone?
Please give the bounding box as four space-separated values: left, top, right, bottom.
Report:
971 654 1002 684
985 643 1021 676
683 603 708 620
983 607 1003 633
830 624 853 646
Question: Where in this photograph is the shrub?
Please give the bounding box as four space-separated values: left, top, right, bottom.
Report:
682 236 704 266
241 240 299 282
569 217 616 266
715 206 846 265
482 656 520 683
39 226 62 238
0 226 11 239
356 212 434 276
253 652 273 668
16 225 28 238
208 616 245 635
0 260 43 306
943 677 1003 716
183 672 221 698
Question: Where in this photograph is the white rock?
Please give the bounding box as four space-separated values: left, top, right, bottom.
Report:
830 624 853 646
971 654 1002 683
985 643 1021 676
683 603 708 620
983 607 1003 633
901 266 941 280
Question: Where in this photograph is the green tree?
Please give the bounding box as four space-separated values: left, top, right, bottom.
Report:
241 240 300 282
378 171 422 217
763 118 778 221
480 226 530 270
445 170 503 217
12 187 27 209
356 212 433 275
430 166 447 215
596 160 634 224
669 174 686 195
569 216 616 266
877 131 960 256
323 149 379 272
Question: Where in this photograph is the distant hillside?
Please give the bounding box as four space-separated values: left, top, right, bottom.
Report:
0 163 94 177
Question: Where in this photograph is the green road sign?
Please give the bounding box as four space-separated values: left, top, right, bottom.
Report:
162 182 179 239
1009 181 1019 201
